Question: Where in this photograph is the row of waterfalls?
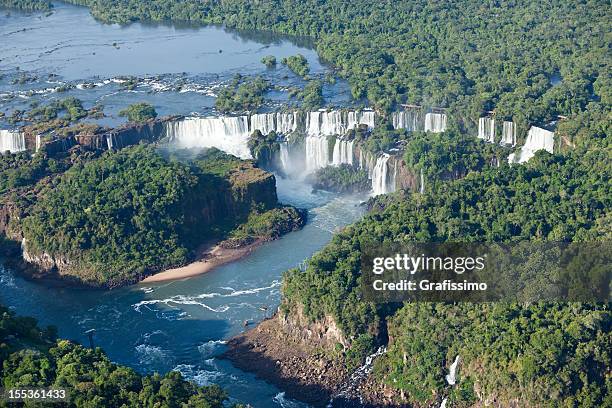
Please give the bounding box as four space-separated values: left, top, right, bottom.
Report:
0 130 26 153
477 117 554 163
165 109 398 196
391 109 448 133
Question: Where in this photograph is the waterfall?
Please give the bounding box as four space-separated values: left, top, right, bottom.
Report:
445 355 460 385
106 134 114 150
420 168 425 194
166 116 252 159
331 139 354 166
478 117 495 143
508 126 554 164
36 134 41 152
424 113 447 133
250 113 277 136
276 112 299 134
371 154 391 196
306 110 374 136
327 347 387 407
440 398 448 408
305 135 330 171
392 108 423 131
0 130 26 153
500 121 517 146
279 142 291 173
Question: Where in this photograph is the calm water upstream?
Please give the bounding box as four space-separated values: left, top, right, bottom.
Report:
0 3 365 407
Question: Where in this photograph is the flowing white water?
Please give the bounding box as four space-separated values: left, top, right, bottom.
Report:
166 116 252 159
276 112 299 134
35 134 41 152
331 139 354 166
424 113 447 133
392 108 423 131
0 130 26 153
501 121 517 146
371 154 391 196
306 110 374 136
419 168 425 194
250 113 277 136
508 126 554 164
478 117 495 143
445 355 460 385
327 347 387 407
305 135 330 171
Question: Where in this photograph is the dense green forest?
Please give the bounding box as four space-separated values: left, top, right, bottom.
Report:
215 75 269 113
119 102 158 123
311 164 370 193
281 54 310 78
0 305 231 407
282 145 610 405
0 0 51 10
15 145 302 287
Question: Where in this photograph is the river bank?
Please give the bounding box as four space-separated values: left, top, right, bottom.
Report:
141 239 264 283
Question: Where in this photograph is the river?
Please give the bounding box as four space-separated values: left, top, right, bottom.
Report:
0 3 367 407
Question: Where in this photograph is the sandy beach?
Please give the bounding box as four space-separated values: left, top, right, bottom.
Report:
141 239 263 283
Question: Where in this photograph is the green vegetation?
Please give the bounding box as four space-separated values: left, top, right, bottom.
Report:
282 146 610 405
0 305 229 407
226 206 306 247
281 54 310 78
16 145 295 287
261 55 277 68
298 80 324 110
311 164 370 193
248 129 280 169
215 75 270 113
380 302 610 406
0 151 69 195
0 0 51 11
119 102 157 123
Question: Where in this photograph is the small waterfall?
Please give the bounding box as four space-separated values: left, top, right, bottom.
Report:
424 113 447 133
106 134 114 150
440 398 448 408
279 142 291 172
445 355 460 385
166 116 252 159
500 121 517 146
327 347 387 407
250 113 277 136
305 135 330 171
392 107 423 131
306 110 374 136
508 126 554 164
0 130 26 153
371 154 391 196
36 134 41 152
276 112 299 134
331 139 354 166
419 168 425 194
478 117 495 143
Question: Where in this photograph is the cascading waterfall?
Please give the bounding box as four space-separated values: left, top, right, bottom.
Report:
445 355 460 385
0 130 26 153
166 116 252 159
106 134 114 150
331 139 354 166
420 168 425 194
501 121 517 146
36 134 41 152
392 108 423 131
276 112 299 134
478 117 495 143
326 347 387 407
250 113 277 136
424 113 447 133
279 142 291 172
508 126 554 164
305 135 330 171
306 110 374 136
371 154 391 196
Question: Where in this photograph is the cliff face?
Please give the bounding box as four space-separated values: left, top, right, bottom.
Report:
21 116 180 154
